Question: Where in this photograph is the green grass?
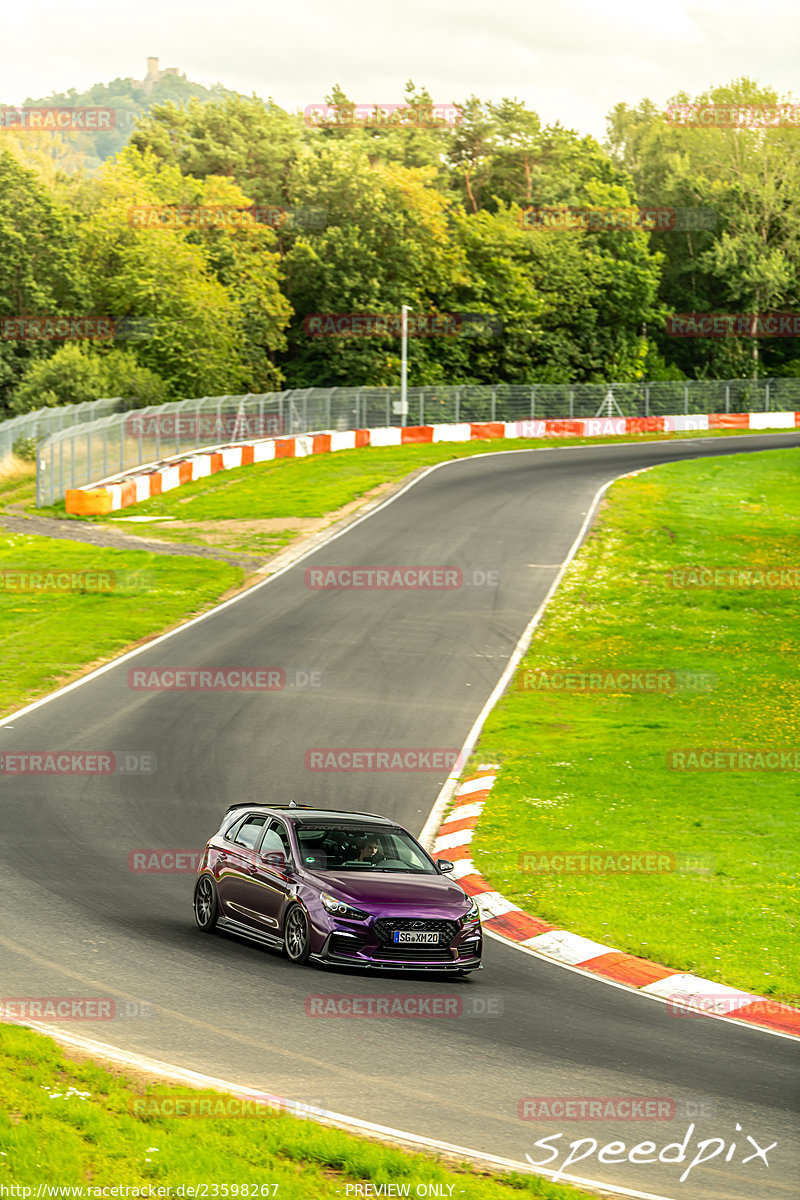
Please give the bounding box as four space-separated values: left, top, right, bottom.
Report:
470 448 800 1000
0 533 242 716
90 429 787 520
12 430 790 560
0 1023 590 1199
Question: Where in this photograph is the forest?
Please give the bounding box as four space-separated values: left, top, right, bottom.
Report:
1 75 798 417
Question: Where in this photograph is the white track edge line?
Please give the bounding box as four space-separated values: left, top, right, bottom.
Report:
418 466 623 847
4 432 796 1193
5 432 763 731
482 929 800 1042
4 1017 679 1200
417 458 800 1043
0 456 464 730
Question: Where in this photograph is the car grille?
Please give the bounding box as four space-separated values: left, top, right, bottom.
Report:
329 932 366 957
373 917 459 947
373 944 455 961
458 941 481 959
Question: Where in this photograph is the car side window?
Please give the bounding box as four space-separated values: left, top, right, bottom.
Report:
232 814 267 850
260 819 292 865
224 814 248 843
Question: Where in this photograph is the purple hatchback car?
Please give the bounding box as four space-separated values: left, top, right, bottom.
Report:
193 804 482 972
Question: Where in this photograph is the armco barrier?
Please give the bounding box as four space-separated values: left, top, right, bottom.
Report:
65 411 800 516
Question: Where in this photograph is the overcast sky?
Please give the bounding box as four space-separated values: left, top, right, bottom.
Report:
4 0 799 142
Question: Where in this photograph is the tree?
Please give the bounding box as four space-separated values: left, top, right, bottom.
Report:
280 142 466 386
0 152 88 416
130 95 308 206
77 148 257 399
607 80 800 378
10 343 166 414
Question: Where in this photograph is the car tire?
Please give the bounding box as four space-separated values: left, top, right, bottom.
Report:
194 875 219 932
283 904 312 965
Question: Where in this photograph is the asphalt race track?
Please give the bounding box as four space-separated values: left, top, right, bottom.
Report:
2 433 799 1200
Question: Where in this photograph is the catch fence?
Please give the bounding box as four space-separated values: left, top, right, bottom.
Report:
35 379 800 505
0 396 121 464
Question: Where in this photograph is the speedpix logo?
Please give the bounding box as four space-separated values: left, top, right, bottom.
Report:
525 1121 777 1184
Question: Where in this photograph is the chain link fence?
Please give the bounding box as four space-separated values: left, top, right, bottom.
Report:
0 396 122 465
36 378 800 506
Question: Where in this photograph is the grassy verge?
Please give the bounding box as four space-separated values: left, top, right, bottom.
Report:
470 448 800 1000
0 1023 590 1199
0 533 241 717
26 428 786 558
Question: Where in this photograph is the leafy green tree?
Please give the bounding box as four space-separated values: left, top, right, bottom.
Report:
280 142 466 386
607 80 800 378
10 343 166 414
0 152 88 416
130 95 308 206
77 148 253 399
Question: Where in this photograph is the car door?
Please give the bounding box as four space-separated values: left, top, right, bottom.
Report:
236 818 295 934
215 812 269 926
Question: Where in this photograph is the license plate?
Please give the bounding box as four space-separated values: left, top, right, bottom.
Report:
393 931 439 944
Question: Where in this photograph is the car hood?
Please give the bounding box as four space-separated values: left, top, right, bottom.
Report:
308 870 469 912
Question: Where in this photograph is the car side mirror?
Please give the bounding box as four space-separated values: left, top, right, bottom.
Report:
437 858 454 873
262 851 287 870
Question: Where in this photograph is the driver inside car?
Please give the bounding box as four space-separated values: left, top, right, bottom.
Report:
357 836 383 864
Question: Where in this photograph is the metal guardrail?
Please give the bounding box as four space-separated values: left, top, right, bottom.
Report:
0 396 123 464
35 379 800 506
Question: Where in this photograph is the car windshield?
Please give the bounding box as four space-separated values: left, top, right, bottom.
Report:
294 826 436 873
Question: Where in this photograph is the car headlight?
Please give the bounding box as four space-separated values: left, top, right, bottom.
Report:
461 896 481 924
320 891 369 920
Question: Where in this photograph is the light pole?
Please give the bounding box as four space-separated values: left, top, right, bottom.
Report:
400 304 410 427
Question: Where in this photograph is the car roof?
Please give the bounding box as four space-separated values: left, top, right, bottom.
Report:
224 804 399 827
